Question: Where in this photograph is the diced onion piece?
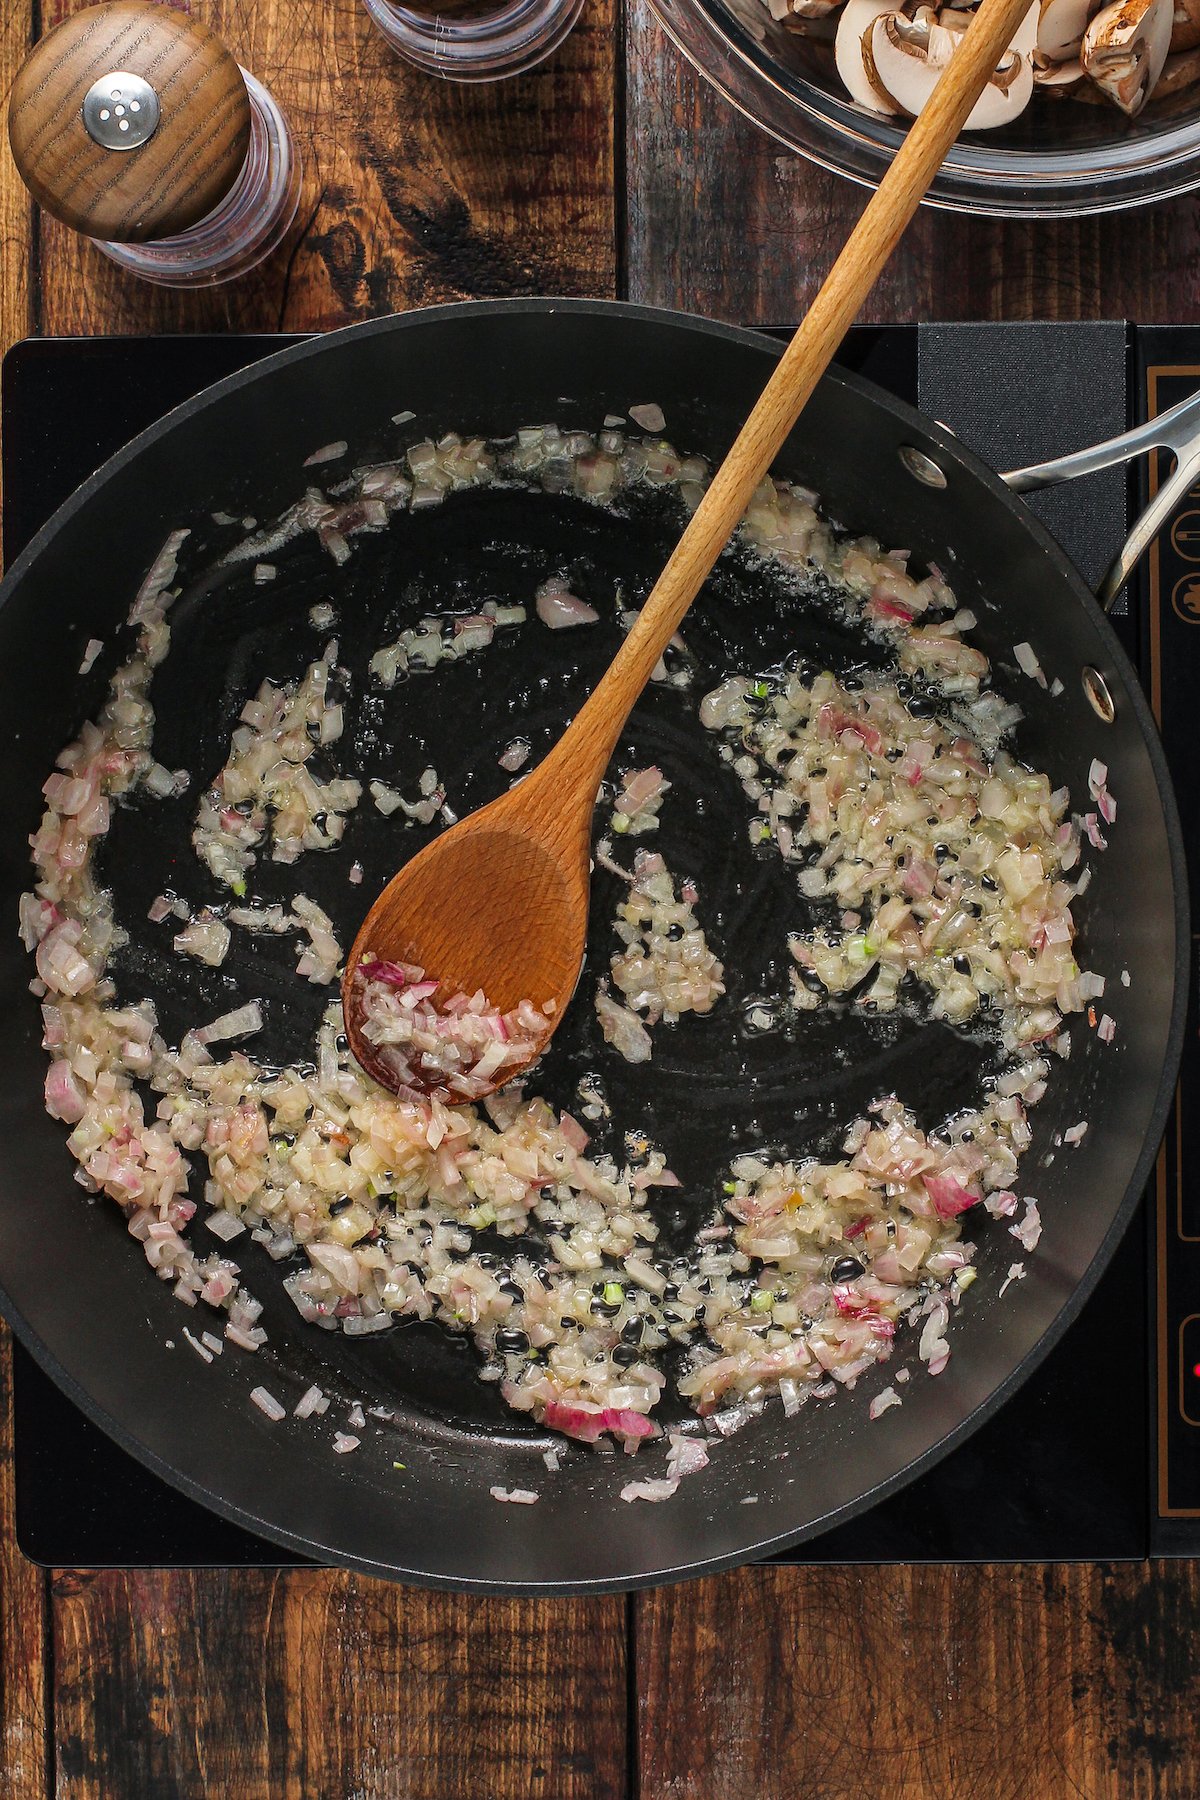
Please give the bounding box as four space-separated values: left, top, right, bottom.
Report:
304 441 348 466
250 1386 286 1421
195 1002 264 1045
535 579 599 631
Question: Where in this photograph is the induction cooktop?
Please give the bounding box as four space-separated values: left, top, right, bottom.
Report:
3 322 1195 1567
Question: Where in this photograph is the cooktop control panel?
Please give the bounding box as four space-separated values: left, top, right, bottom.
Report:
1137 332 1200 1554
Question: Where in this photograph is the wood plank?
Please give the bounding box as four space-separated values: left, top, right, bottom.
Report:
0 0 35 366
636 1562 1200 1800
625 0 1200 325
0 1331 48 1800
35 0 617 337
52 1572 626 1799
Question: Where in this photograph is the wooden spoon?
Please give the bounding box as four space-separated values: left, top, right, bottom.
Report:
343 0 1033 1096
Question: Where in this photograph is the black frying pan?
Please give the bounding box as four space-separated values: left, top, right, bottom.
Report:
0 301 1186 1592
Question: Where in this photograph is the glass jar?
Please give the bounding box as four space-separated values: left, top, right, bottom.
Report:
364 0 586 82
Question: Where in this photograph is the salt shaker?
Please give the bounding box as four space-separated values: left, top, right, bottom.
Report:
8 1 301 288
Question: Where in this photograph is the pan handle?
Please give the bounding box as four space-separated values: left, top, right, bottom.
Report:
1000 386 1200 613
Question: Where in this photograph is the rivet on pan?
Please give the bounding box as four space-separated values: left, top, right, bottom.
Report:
898 446 947 490
1081 666 1116 723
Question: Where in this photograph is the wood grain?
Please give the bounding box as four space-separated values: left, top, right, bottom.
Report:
52 1570 627 1798
635 1562 1200 1800
625 0 1200 325
0 2 35 359
8 1 252 242
33 0 617 337
0 1331 47 1800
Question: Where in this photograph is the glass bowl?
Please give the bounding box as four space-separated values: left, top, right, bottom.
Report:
645 0 1200 216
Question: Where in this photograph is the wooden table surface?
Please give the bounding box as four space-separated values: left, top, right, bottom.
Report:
2 2 1200 1794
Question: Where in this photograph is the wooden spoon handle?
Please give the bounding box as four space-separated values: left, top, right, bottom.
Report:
534 0 1032 801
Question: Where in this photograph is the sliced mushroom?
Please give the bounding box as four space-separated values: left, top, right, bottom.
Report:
1081 0 1172 112
835 0 905 111
1153 38 1200 84
765 0 839 20
1171 0 1200 53
1033 47 1088 78
1010 1 1045 53
1037 0 1102 59
868 6 1036 124
936 0 1038 50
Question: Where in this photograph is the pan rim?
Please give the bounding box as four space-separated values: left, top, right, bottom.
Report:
0 298 1188 1591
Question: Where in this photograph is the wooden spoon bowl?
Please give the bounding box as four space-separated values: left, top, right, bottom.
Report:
344 765 592 1090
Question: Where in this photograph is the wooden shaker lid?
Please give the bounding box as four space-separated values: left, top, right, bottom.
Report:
8 1 252 244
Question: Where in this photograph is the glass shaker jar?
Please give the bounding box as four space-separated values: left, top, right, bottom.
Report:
363 0 586 82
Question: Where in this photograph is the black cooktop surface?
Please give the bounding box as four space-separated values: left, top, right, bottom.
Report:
2 324 1192 1568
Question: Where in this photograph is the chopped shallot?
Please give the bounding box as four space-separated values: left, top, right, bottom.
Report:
195 1002 264 1045
1010 1199 1042 1252
621 1478 679 1503
183 1328 213 1363
250 1386 286 1421
205 1209 247 1242
354 954 549 1099
535 578 599 630
174 917 231 967
499 738 531 772
304 441 348 466
666 1433 710 1480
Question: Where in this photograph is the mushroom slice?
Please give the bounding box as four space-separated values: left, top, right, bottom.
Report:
937 0 1038 46
1154 39 1200 84
868 8 1036 124
1033 47 1088 77
1171 0 1200 53
765 0 839 20
1081 0 1172 112
1037 0 1102 59
1009 1 1044 53
835 0 905 112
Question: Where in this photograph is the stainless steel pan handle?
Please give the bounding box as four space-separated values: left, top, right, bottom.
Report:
1001 386 1200 613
